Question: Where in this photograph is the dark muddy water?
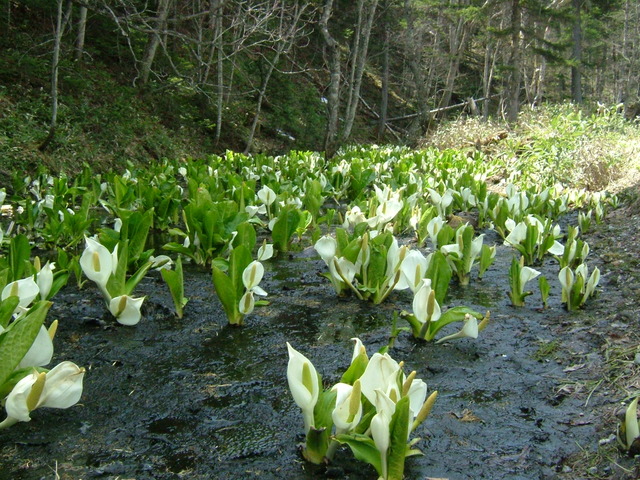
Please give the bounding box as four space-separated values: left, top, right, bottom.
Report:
0 233 626 479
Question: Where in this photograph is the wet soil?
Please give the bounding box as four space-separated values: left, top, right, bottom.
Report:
2 200 640 480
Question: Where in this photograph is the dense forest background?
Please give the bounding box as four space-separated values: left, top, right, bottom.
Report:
0 0 639 174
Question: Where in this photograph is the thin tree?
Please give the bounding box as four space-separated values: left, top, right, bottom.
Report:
342 0 379 141
139 0 173 85
39 0 72 152
319 0 341 157
75 4 88 61
571 0 583 103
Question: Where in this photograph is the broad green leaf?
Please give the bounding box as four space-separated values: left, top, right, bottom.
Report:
0 301 51 388
229 245 252 299
272 206 301 252
0 297 20 329
128 209 154 263
9 234 31 282
428 306 483 340
231 222 256 252
125 261 152 295
212 265 240 324
335 433 382 476
340 352 368 385
161 256 187 318
303 180 324 219
47 270 69 300
106 240 127 298
425 251 452 305
387 396 411 480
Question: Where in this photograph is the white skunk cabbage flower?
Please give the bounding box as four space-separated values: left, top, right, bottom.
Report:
18 321 57 369
36 261 56 300
331 380 363 433
412 279 441 326
350 337 368 363
79 237 117 295
239 261 268 315
329 257 357 286
436 313 479 343
426 216 444 248
286 343 320 433
257 185 277 206
400 250 429 293
1 361 84 428
370 389 396 480
1 277 39 312
314 235 337 266
520 265 541 286
256 241 274 261
359 353 402 406
109 295 145 326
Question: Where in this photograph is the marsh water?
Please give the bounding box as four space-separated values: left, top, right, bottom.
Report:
0 226 635 479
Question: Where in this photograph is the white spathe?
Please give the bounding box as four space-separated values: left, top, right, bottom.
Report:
286 343 320 433
109 295 145 326
4 361 84 423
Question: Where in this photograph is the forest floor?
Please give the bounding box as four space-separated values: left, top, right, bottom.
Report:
1 180 640 480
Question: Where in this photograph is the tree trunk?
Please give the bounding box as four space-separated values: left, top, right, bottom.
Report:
403 0 431 138
533 24 551 106
506 0 522 123
571 0 583 103
244 51 281 154
438 16 470 117
342 0 379 141
75 5 87 62
39 0 72 152
139 0 172 85
378 2 390 141
319 0 341 158
215 9 224 144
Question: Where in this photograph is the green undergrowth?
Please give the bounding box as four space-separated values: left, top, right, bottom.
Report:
0 39 211 177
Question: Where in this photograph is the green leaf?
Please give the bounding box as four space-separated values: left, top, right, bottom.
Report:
123 261 152 296
436 224 454 248
335 433 382 476
161 256 187 318
335 228 349 252
425 251 452 305
387 396 411 480
231 222 256 252
304 426 329 464
538 275 550 307
163 242 197 261
272 206 301 252
340 352 368 385
303 180 324 219
0 301 51 388
48 270 69 300
212 265 241 325
107 240 128 298
304 388 336 463
229 245 252 300
127 208 154 263
428 306 483 341
9 234 31 282
0 297 20 329
478 244 495 278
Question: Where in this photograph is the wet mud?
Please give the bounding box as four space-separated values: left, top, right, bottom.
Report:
1 220 640 479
